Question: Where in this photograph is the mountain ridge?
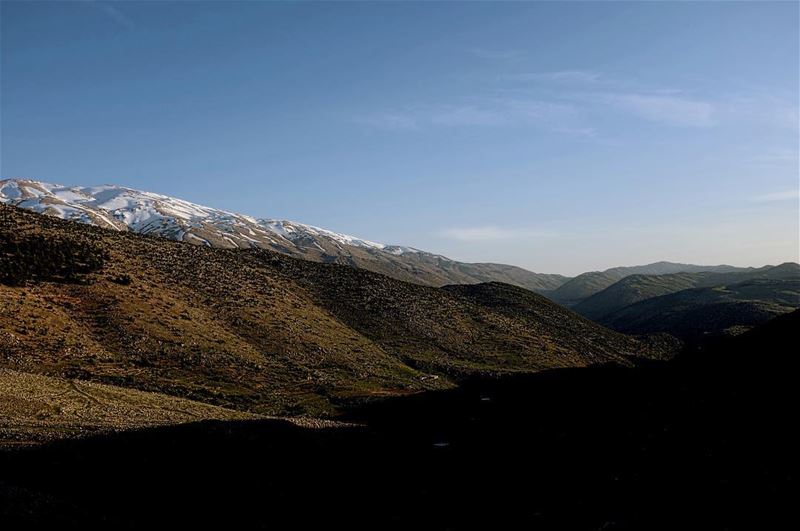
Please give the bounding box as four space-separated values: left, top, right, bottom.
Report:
597 277 799 340
0 203 665 418
545 261 760 306
574 263 800 321
0 178 568 292
2 179 779 302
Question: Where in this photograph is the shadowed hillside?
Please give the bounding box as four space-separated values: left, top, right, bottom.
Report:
1 311 794 530
0 204 658 421
574 263 799 321
546 261 756 307
598 278 799 340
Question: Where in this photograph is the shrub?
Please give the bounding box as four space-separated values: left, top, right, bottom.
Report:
0 233 107 285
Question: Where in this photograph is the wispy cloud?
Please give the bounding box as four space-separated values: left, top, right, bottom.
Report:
357 98 587 134
356 69 795 135
604 93 715 128
524 72 797 130
83 0 136 31
353 112 418 130
751 190 800 203
748 147 799 167
439 226 556 242
509 70 604 85
429 105 509 127
717 95 799 130
468 48 527 62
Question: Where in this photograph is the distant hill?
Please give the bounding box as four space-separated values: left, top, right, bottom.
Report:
575 263 800 320
598 277 800 340
0 179 568 292
0 204 659 420
544 261 754 307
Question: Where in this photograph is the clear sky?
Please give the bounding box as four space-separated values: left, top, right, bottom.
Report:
2 1 798 275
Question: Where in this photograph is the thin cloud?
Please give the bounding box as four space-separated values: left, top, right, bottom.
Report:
356 70 795 135
429 99 579 128
510 70 604 85
353 112 418 130
439 226 556 242
717 95 799 130
604 93 715 128
83 0 136 31
749 147 799 167
358 98 586 133
511 71 717 128
468 48 527 62
429 105 509 127
553 126 598 138
751 190 800 203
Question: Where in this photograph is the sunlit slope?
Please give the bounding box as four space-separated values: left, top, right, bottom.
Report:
1 204 661 416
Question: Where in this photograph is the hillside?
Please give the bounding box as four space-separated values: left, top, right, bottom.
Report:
0 179 568 292
546 261 755 307
599 278 799 340
0 204 655 421
575 263 799 320
2 310 794 529
0 369 259 446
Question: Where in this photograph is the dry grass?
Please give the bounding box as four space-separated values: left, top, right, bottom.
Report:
0 368 259 446
1 204 666 422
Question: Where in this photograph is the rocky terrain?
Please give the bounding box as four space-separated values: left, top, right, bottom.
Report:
0 204 661 429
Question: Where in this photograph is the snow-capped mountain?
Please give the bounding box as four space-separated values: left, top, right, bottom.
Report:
0 178 569 291
0 179 415 255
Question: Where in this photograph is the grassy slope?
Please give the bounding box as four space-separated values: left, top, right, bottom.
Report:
0 368 258 446
599 278 799 340
544 270 627 306
0 205 655 418
547 261 756 307
574 263 799 321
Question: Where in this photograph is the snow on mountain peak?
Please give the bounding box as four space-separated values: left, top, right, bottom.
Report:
0 178 418 258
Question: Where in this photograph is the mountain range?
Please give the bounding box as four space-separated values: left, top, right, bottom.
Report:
1 203 667 430
574 263 800 321
544 262 759 307
0 179 568 292
596 276 800 340
4 179 771 296
1 180 794 529
3 178 795 348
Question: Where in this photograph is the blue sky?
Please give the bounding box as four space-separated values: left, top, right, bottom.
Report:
1 1 798 275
